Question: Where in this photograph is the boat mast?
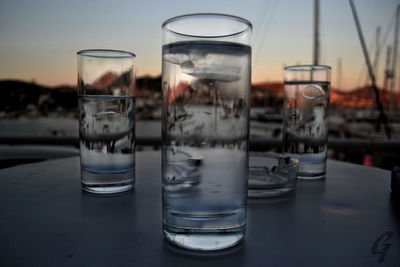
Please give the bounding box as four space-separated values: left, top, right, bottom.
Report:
383 46 392 92
313 0 320 65
389 5 400 117
373 27 381 82
337 57 342 90
348 0 391 138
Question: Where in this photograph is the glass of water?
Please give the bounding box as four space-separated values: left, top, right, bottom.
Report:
77 49 136 194
282 65 331 180
162 14 252 250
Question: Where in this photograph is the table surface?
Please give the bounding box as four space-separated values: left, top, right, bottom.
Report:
0 151 399 267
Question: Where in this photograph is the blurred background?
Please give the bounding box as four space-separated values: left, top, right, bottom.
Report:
0 0 399 169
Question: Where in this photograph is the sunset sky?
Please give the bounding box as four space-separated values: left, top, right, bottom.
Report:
0 0 399 91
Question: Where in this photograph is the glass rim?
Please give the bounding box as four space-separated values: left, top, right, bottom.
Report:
77 49 136 59
162 13 252 39
284 64 331 72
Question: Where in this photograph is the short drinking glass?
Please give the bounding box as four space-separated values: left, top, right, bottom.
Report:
282 65 331 179
78 49 136 193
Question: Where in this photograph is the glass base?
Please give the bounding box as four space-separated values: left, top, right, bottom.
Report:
297 173 325 180
81 168 134 194
163 226 245 251
82 183 134 194
297 161 326 180
162 206 246 250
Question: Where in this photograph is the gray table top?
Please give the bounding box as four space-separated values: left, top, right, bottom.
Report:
0 151 399 266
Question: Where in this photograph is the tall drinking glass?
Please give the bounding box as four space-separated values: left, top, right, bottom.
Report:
161 14 252 250
282 65 331 179
78 49 136 194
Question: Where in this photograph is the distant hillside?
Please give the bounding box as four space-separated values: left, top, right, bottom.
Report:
0 77 162 118
330 86 400 109
252 82 400 109
252 82 283 95
1 78 399 118
0 80 72 115
136 75 161 92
